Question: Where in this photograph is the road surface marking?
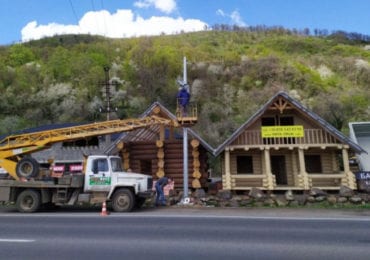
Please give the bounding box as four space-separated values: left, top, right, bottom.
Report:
0 239 34 243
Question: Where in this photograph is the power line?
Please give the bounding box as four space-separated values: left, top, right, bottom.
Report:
90 0 101 36
100 0 108 36
68 0 80 25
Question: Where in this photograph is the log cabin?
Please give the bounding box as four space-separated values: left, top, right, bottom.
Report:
106 102 213 190
25 103 212 190
214 91 365 191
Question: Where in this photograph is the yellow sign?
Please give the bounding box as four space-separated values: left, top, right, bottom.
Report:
261 125 304 138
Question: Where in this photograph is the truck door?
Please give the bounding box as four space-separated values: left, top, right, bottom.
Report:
86 158 111 192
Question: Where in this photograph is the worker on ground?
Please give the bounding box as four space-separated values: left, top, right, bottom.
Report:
155 176 170 206
176 86 190 116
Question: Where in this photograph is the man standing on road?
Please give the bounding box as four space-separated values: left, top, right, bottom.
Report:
155 176 170 206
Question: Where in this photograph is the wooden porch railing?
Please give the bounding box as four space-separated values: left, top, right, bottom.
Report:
224 173 347 190
234 129 340 146
308 173 346 188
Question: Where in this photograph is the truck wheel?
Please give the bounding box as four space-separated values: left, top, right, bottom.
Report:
112 189 135 212
16 157 39 179
16 189 41 213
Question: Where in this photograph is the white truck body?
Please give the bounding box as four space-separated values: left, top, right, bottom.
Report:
0 155 153 213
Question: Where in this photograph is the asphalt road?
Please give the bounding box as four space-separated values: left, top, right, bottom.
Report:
1 206 370 259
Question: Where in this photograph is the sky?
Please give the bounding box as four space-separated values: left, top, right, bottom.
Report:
1 0 370 45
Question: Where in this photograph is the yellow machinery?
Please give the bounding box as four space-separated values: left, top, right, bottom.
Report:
0 115 177 181
175 101 198 127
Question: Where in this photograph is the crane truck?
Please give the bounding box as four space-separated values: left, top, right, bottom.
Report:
0 115 177 213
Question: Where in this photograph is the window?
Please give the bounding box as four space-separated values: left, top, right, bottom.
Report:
305 155 322 173
261 117 275 126
110 158 123 172
280 116 294 126
261 116 294 126
236 156 253 174
92 159 108 173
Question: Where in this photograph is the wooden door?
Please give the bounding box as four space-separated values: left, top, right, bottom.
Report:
271 155 287 185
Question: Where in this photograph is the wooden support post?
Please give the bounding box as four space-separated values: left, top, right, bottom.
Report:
342 147 357 189
224 149 231 190
291 150 299 187
169 125 174 141
191 139 201 189
298 148 309 190
331 151 338 172
263 148 274 190
156 140 165 178
159 125 165 141
123 148 130 170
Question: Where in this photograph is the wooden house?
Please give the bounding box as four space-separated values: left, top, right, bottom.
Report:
214 91 365 191
106 102 213 190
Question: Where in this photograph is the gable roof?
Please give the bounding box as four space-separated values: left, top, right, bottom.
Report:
214 91 365 156
105 102 214 154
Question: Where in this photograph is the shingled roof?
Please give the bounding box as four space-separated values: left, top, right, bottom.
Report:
214 91 365 156
105 102 214 154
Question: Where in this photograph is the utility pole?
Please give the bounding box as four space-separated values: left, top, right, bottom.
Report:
99 66 118 144
104 66 112 121
100 66 118 121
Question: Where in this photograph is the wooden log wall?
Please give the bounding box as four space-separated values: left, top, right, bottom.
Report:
162 140 193 190
122 140 208 190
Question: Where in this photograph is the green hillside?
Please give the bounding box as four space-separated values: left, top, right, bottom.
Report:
0 28 370 146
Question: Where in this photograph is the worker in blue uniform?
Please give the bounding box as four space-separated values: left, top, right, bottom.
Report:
176 86 190 116
155 176 170 206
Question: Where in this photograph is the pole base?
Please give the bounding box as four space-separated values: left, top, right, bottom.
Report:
177 197 192 205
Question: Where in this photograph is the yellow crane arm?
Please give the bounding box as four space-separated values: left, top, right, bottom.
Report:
0 116 175 152
0 115 177 180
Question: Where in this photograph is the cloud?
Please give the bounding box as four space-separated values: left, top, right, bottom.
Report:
230 10 246 27
134 0 177 14
216 9 225 17
21 9 207 42
216 9 246 27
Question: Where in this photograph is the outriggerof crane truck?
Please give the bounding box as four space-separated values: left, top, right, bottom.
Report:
0 115 177 213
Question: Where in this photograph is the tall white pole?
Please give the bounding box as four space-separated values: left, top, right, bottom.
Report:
183 57 187 84
182 56 189 202
183 127 188 200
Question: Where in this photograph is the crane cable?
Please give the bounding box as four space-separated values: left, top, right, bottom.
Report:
68 0 108 38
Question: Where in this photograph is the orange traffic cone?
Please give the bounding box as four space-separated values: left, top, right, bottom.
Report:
100 201 109 216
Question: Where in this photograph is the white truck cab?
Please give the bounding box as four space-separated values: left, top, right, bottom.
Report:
83 155 153 212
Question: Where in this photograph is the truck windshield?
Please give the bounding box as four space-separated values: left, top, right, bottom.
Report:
110 158 123 172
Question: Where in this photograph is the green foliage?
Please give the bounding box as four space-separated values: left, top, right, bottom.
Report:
0 30 370 146
329 44 370 58
6 44 36 67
